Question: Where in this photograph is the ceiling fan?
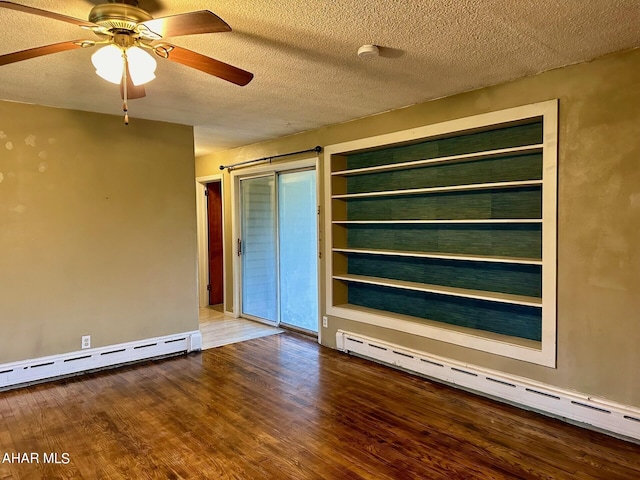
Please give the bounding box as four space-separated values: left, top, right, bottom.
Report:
0 0 254 123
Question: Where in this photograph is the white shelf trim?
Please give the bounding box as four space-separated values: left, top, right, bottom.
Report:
332 248 542 266
332 179 542 199
333 273 542 307
332 219 542 224
331 144 544 177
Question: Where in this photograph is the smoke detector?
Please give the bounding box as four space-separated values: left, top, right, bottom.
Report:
357 44 379 58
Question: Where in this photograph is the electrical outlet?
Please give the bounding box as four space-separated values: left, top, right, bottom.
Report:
81 335 91 349
322 316 328 328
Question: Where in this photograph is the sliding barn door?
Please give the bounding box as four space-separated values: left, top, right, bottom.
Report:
239 169 318 333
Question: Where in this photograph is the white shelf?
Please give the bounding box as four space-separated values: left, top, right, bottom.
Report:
331 144 543 177
332 248 542 266
332 180 542 199
332 219 542 225
333 273 542 308
332 304 541 349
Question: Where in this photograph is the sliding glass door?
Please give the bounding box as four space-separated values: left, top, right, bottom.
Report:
239 169 318 333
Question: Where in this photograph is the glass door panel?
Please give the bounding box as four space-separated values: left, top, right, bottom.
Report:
278 170 318 333
240 175 277 322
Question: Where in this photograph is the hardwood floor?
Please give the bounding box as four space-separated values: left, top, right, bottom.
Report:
1 333 639 479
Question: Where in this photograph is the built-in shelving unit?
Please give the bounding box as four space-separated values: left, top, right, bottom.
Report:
324 101 558 366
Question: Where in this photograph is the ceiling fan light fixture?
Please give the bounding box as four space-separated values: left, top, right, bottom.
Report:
126 46 157 86
91 44 124 84
91 44 157 86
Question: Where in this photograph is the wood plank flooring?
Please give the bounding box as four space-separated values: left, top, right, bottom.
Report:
1 333 639 479
199 306 283 350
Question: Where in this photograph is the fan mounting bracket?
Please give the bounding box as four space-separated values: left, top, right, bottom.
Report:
88 4 152 33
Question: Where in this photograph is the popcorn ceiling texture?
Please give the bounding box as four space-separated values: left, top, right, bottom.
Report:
0 0 638 155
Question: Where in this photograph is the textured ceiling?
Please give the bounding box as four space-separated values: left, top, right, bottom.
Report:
1 0 639 156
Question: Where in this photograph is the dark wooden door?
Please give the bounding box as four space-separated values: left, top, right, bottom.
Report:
207 182 224 305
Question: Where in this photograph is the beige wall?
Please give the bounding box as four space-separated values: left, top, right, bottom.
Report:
0 101 199 364
196 47 640 407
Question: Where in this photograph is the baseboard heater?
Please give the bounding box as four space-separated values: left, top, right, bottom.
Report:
0 330 202 390
336 330 640 442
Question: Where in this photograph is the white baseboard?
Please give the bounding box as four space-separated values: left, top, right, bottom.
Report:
0 330 202 390
189 330 203 351
336 330 640 442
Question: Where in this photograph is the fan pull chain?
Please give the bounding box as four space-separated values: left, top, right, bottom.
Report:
122 52 129 125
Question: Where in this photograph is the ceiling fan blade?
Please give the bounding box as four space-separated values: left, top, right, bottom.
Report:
0 1 98 28
120 64 146 100
0 40 89 66
160 45 253 86
138 11 230 39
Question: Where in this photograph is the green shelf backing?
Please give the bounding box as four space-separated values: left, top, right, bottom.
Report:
347 153 542 194
345 187 542 221
346 254 542 297
347 283 542 341
346 121 543 170
346 223 542 259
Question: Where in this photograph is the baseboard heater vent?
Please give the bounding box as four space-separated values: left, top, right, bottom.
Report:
336 330 640 442
0 330 202 391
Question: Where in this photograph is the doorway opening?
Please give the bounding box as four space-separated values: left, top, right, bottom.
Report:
206 181 223 306
196 175 225 310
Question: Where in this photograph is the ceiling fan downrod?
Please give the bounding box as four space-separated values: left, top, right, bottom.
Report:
122 54 129 125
